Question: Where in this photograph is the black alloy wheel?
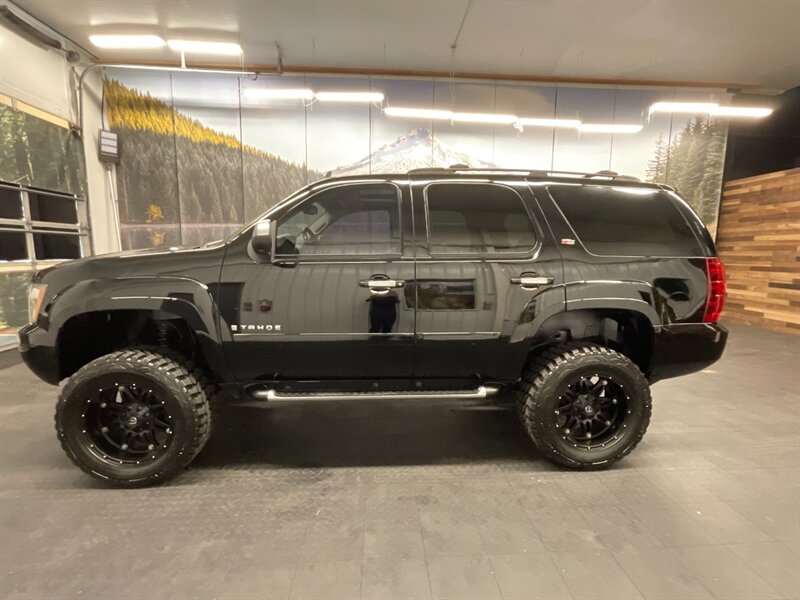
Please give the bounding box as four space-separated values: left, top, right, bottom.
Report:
555 374 628 449
82 380 175 466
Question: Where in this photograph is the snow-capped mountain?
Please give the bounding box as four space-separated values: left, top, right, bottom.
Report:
333 128 495 176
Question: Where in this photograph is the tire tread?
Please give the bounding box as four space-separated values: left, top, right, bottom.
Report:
55 348 212 487
517 343 651 469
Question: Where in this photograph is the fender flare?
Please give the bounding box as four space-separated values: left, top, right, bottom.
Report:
47 276 232 380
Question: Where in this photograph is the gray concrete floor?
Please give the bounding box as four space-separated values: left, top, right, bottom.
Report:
1 322 798 600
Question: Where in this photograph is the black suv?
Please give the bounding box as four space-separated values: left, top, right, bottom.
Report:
19 168 727 485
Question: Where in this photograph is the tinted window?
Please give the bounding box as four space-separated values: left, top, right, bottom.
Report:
276 184 400 257
548 186 703 256
426 183 536 254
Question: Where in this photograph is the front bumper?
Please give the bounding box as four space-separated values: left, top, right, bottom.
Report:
649 323 728 383
18 323 60 385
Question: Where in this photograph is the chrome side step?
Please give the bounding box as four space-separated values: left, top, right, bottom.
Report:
251 385 501 402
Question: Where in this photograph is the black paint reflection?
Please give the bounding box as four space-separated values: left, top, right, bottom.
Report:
366 290 399 333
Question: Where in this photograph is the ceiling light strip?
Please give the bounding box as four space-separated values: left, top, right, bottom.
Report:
315 91 385 103
89 35 166 49
167 40 242 55
649 101 773 118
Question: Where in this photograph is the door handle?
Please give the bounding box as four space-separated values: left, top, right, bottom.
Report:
359 278 406 293
511 274 553 288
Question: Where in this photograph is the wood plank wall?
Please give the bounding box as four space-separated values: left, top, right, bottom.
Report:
716 167 800 334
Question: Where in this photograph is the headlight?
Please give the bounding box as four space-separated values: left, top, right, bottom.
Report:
28 283 47 324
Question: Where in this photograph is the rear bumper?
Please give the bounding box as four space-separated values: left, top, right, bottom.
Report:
18 323 60 385
649 323 727 383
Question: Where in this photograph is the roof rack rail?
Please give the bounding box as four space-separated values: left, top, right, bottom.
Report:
407 166 640 182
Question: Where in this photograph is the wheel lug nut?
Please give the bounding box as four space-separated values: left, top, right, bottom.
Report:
612 398 618 404
147 444 154 450
101 426 108 433
121 444 128 450
100 402 107 408
605 420 612 426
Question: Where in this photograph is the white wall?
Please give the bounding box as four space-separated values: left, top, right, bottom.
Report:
0 14 120 255
81 69 120 255
0 19 72 120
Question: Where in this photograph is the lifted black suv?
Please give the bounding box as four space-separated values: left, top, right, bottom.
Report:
19 167 727 485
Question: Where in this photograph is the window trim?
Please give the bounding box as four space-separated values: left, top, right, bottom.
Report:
422 181 540 260
272 181 405 263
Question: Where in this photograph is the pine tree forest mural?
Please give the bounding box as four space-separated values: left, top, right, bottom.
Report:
102 70 729 250
0 104 86 196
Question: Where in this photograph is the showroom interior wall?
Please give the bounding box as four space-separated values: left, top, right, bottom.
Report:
0 17 119 338
104 69 731 251
717 167 800 334
715 87 800 334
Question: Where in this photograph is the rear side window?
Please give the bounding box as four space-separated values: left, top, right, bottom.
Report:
548 185 703 256
425 183 537 255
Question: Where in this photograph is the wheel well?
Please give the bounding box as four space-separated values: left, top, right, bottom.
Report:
57 310 200 380
531 309 655 375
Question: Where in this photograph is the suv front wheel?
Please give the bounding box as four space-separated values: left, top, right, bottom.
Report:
55 349 211 486
518 344 651 469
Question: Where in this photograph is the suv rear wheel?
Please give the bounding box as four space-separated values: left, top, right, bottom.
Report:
518 344 651 469
55 349 211 486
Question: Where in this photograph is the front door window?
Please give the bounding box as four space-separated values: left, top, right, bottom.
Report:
276 183 401 258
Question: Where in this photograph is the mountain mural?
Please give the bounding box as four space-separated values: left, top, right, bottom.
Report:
333 128 495 176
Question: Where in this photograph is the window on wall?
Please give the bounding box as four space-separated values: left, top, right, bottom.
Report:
275 183 401 257
425 183 537 255
0 183 88 263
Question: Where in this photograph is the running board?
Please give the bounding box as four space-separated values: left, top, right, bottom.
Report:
250 385 501 402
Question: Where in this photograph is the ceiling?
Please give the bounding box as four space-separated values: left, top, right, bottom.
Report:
12 0 800 91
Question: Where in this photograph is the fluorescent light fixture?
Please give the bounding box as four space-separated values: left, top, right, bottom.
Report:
243 88 314 101
451 112 517 124
385 106 517 125
517 117 582 128
711 105 773 118
167 40 242 55
649 101 773 119
315 91 384 103
89 34 165 49
649 101 719 115
578 123 643 134
384 107 454 120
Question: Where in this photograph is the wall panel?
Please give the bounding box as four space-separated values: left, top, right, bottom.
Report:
103 68 731 250
716 167 800 334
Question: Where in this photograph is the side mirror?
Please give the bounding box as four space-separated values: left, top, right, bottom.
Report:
250 220 274 257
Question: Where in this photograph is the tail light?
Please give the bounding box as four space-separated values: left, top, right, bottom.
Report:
703 257 727 323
